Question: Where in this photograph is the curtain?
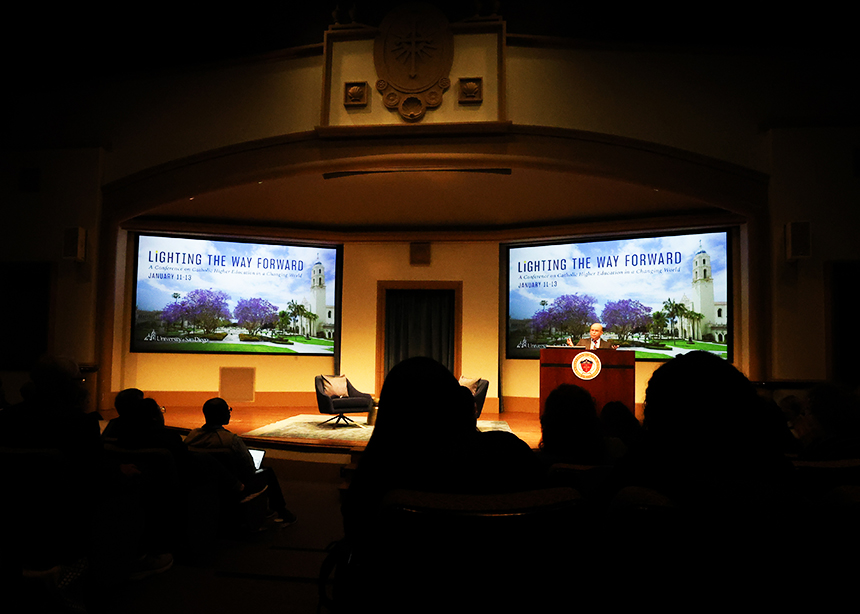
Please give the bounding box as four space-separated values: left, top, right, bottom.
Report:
384 289 455 376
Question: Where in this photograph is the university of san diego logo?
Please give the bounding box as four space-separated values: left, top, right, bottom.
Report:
572 351 602 381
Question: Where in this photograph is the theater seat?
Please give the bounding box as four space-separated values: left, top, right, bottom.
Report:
186 447 270 533
1 447 81 569
343 487 587 610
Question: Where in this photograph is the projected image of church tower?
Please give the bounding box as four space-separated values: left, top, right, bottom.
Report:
300 256 335 339
681 243 728 343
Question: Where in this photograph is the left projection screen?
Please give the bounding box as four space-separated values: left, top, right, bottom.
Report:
131 233 340 356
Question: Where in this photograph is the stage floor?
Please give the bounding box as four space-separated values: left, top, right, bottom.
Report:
157 405 542 451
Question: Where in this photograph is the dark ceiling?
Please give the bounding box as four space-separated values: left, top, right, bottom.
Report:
9 1 837 86
7 2 835 235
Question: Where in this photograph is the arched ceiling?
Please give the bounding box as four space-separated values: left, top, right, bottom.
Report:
113 128 762 238
138 164 722 234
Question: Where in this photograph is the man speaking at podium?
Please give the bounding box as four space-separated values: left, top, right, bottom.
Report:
567 322 616 349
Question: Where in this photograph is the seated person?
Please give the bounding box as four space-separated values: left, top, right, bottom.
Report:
0 355 103 574
339 357 544 609
343 357 541 541
101 387 144 443
109 396 188 565
794 383 860 460
0 355 100 457
537 384 626 467
634 351 797 511
455 384 544 493
600 400 646 454
185 397 296 524
111 397 189 471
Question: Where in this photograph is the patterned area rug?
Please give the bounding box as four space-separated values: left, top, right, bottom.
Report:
243 414 513 443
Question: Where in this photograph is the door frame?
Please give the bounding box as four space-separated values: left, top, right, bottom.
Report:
375 280 463 395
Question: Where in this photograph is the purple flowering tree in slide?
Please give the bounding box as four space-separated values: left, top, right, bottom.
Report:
234 297 279 336
532 293 598 342
601 299 653 342
177 288 231 334
160 299 187 331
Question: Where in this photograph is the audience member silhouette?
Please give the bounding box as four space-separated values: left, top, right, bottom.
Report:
459 380 544 494
0 355 99 456
343 356 540 542
0 377 9 410
795 383 860 460
630 351 797 515
107 397 189 470
600 400 645 455
0 355 105 608
101 387 145 443
537 384 626 467
598 352 806 597
102 396 187 576
338 357 547 611
185 397 296 524
0 355 104 499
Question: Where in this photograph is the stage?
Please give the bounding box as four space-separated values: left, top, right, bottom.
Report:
141 405 543 452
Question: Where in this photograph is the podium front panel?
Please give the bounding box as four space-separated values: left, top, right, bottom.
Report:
539 348 635 416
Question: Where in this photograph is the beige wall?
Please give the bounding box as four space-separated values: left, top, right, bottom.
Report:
506 45 772 171
98 55 325 183
340 242 500 397
1 149 104 405
768 125 860 380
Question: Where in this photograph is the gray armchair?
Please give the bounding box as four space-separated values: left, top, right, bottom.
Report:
315 375 374 427
459 377 489 418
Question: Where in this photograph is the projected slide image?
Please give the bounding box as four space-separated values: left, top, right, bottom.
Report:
507 231 729 360
132 234 338 355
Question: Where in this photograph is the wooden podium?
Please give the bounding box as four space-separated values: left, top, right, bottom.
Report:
539 347 635 416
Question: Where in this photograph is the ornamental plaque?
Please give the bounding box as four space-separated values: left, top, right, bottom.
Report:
374 3 453 122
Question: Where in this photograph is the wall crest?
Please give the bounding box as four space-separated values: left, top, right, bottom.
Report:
373 3 454 122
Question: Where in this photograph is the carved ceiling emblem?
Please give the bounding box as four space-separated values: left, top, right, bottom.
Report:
374 3 454 122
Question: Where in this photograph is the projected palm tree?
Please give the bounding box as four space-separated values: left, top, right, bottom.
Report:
650 311 667 340
663 298 682 344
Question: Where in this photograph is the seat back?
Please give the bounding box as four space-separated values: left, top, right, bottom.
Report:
473 378 489 417
0 447 79 568
104 444 180 485
315 375 335 414
351 487 587 609
188 445 237 473
459 377 489 417
546 462 616 499
187 447 269 533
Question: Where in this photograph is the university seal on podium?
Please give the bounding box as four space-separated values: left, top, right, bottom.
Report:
572 351 602 381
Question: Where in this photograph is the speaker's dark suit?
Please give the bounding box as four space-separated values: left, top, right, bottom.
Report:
574 338 614 349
